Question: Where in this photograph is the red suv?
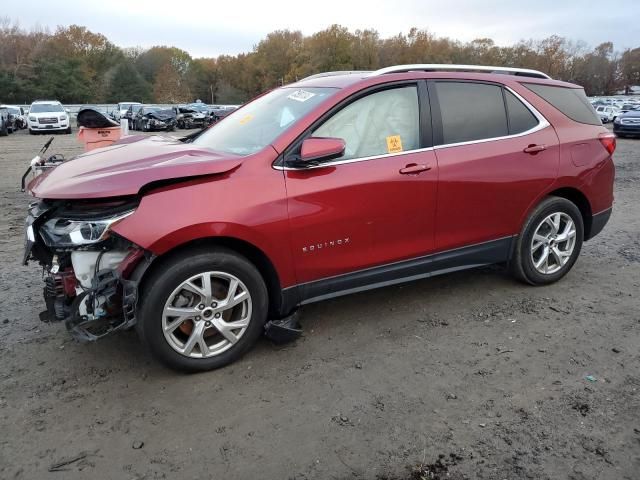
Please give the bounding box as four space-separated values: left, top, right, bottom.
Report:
24 64 615 371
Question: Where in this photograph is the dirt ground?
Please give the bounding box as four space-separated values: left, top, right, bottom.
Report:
0 126 638 480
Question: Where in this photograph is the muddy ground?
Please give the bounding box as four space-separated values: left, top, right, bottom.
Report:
0 127 638 480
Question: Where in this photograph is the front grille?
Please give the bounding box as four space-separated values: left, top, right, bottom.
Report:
621 118 640 125
39 117 57 124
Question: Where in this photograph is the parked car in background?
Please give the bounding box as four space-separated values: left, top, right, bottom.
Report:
27 100 71 134
0 106 11 136
2 105 27 129
132 105 177 131
123 104 143 128
614 110 640 138
209 105 238 122
618 104 640 115
23 64 615 372
176 103 211 129
112 102 142 122
595 105 619 123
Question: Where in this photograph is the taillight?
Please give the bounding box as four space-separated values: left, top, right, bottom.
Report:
599 132 616 156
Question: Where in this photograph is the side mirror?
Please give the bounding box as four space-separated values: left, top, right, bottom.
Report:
299 137 346 164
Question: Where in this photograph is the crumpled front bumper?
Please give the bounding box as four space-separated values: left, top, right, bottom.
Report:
23 201 152 342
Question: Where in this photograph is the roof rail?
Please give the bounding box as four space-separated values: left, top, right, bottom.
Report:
301 70 370 81
370 64 551 79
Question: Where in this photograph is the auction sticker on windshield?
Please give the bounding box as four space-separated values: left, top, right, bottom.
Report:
287 90 316 102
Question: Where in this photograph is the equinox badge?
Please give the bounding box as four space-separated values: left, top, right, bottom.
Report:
302 237 350 253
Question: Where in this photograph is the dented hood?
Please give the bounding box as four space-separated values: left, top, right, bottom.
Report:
29 135 243 199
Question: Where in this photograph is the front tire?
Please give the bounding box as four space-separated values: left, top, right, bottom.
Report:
511 196 584 285
137 248 268 372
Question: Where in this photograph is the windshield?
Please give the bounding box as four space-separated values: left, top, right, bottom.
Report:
119 103 138 110
8 107 20 115
193 87 337 156
187 103 209 112
31 103 64 113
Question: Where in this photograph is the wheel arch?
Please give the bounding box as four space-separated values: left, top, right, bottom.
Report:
136 236 285 319
546 187 593 239
522 186 593 240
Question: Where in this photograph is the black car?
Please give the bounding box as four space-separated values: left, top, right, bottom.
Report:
124 104 143 128
208 105 238 123
132 106 177 132
614 110 640 138
176 103 211 129
0 106 17 136
618 104 640 116
2 105 26 130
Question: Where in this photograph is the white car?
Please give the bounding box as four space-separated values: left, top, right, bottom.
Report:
27 101 71 134
112 102 142 122
595 105 620 123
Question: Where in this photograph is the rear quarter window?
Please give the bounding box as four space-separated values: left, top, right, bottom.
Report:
523 83 601 126
504 90 539 134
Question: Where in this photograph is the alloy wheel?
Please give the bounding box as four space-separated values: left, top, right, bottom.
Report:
530 212 577 275
162 271 252 358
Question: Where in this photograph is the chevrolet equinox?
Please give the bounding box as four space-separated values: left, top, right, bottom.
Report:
24 64 615 371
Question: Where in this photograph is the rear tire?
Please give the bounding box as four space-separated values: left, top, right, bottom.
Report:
511 196 584 285
0 123 7 137
137 248 269 372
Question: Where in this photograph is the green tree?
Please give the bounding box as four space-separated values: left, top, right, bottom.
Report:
105 60 152 102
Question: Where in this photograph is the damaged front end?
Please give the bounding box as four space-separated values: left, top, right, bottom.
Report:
24 198 150 342
142 110 177 132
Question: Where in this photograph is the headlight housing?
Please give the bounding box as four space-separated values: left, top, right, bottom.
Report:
29 116 36 122
39 210 134 247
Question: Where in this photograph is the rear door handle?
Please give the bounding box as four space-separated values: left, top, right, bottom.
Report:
399 163 431 174
523 144 546 154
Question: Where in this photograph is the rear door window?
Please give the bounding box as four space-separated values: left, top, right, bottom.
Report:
434 82 508 144
524 83 601 126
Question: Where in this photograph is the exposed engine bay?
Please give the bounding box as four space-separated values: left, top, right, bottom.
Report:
24 197 150 342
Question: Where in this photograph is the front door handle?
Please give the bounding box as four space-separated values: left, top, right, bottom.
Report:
399 163 431 174
523 144 546 154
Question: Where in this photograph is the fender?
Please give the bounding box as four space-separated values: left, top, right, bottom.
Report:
111 153 297 288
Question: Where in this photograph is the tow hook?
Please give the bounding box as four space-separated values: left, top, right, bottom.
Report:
264 310 302 344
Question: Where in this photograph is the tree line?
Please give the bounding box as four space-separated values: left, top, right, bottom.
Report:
1 18 639 105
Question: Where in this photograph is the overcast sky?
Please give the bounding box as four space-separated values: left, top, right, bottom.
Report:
4 0 639 58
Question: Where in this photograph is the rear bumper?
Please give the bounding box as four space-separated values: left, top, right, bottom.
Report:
586 207 612 241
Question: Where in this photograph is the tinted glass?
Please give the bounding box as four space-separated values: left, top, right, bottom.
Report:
435 82 508 144
524 83 601 126
194 87 336 156
504 90 539 134
313 86 419 160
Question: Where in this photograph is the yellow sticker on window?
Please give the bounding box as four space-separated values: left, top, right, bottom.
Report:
386 135 403 153
239 114 254 125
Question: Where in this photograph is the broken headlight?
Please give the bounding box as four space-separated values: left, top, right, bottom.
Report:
39 210 134 247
